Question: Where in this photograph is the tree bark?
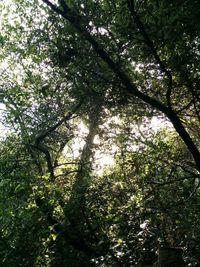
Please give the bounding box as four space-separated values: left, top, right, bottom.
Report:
154 247 185 267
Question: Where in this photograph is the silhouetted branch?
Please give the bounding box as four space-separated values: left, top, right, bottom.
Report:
35 101 82 145
126 0 173 108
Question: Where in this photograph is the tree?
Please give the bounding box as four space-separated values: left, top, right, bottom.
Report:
42 0 200 171
0 0 200 266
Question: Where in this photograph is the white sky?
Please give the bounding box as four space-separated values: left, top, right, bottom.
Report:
0 104 8 139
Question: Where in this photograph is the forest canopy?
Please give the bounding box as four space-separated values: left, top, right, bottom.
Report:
0 0 200 266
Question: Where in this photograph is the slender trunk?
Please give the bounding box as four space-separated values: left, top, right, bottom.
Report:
153 247 185 267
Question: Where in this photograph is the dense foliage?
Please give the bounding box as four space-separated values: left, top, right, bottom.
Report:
0 0 200 266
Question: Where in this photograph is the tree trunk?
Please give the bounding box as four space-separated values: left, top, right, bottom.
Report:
154 247 185 267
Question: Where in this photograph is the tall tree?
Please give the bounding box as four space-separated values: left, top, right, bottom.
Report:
1 0 200 266
42 0 200 172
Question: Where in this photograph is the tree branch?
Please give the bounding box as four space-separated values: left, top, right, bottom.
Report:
35 101 82 145
30 143 55 180
126 0 173 108
42 0 200 172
